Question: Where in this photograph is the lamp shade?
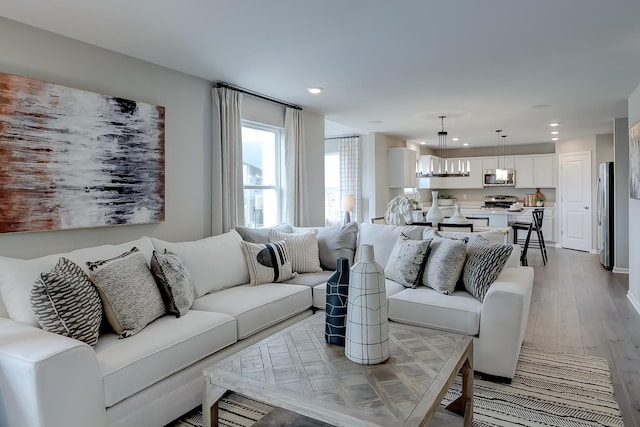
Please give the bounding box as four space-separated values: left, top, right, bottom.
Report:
342 194 355 211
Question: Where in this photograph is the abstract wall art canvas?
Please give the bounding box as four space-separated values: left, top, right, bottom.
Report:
0 73 165 233
631 121 640 200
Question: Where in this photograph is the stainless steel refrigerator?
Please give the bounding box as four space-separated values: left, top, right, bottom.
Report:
597 162 614 270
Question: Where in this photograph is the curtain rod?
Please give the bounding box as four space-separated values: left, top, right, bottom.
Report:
214 82 302 111
324 135 360 141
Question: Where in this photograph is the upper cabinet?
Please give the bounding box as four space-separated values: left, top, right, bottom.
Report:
515 154 556 188
388 148 417 188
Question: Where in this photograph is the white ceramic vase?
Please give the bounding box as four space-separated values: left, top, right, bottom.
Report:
425 190 444 226
448 203 470 224
345 244 389 365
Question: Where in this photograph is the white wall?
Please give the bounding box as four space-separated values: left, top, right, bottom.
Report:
0 17 325 258
627 83 640 314
613 118 629 271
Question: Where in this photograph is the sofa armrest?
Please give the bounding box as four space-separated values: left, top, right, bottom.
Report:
0 318 106 427
475 266 534 379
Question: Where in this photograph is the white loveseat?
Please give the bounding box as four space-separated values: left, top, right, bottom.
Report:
0 222 533 427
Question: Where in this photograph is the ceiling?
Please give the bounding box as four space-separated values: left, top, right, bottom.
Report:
2 0 640 149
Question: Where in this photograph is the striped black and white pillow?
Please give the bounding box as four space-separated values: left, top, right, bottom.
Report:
269 229 322 273
462 236 513 302
241 240 295 285
30 257 103 346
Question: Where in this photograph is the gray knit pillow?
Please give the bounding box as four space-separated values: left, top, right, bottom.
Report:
30 257 103 346
150 250 195 318
385 234 431 288
87 247 166 338
462 236 513 302
422 237 467 295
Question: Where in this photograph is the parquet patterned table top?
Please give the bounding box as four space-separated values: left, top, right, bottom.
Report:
204 313 472 427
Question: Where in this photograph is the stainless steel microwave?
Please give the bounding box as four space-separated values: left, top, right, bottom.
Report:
483 169 516 186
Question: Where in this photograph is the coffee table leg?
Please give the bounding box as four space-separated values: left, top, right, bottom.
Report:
203 382 228 427
444 351 473 426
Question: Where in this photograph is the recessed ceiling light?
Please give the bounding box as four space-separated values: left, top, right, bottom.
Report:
306 87 323 94
419 141 426 145
463 143 470 146
452 137 460 142
549 122 560 127
368 120 382 124
552 137 559 141
551 131 559 135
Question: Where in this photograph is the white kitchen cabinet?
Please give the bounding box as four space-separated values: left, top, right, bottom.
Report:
482 156 514 171
482 158 498 170
388 148 417 188
515 154 555 188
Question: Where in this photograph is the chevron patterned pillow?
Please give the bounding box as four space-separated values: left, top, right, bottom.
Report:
462 236 513 302
30 257 103 346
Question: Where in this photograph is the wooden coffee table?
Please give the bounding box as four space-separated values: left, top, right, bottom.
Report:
203 312 473 427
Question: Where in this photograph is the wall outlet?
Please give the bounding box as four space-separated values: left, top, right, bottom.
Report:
462 194 467 200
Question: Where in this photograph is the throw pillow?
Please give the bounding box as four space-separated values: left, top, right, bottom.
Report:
87 247 166 338
235 224 293 244
241 240 295 285
422 237 467 295
462 236 513 302
384 234 431 288
269 229 322 273
30 257 103 346
150 250 195 318
423 229 470 244
292 222 358 270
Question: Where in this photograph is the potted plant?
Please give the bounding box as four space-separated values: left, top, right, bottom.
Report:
534 196 545 207
410 199 421 210
437 192 456 206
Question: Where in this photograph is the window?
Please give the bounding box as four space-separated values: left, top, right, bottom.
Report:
324 150 341 225
241 121 283 228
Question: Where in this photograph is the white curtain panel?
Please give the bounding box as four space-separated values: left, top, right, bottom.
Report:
283 108 309 226
339 136 362 223
213 87 243 232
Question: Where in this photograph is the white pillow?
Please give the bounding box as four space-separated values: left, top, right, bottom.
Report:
269 229 322 273
0 237 153 327
384 235 431 288
151 230 250 297
241 240 295 285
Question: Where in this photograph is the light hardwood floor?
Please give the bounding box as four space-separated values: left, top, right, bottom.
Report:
523 246 640 426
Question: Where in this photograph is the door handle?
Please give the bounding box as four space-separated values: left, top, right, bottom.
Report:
584 206 589 209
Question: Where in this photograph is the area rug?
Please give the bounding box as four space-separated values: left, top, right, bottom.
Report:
173 346 624 427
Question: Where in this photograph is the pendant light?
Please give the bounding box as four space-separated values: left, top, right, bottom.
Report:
423 115 470 177
496 132 509 182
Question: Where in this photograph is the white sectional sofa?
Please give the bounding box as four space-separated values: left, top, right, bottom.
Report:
0 221 533 427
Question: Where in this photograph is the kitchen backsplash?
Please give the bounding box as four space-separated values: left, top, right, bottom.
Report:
418 188 556 203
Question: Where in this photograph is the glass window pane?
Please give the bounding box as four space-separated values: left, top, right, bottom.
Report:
324 153 341 223
243 188 278 228
242 127 276 186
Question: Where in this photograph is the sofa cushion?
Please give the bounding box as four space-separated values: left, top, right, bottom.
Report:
462 236 513 302
313 278 406 310
356 223 433 269
241 240 295 285
0 237 154 327
235 224 293 244
292 222 358 270
384 235 431 288
87 247 166 338
29 257 102 346
150 250 196 317
94 310 236 407
151 230 249 297
283 270 333 287
269 229 322 273
422 237 467 295
388 288 482 335
192 284 311 339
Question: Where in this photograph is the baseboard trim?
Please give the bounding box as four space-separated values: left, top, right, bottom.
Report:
628 292 640 317
612 267 629 274
590 249 599 255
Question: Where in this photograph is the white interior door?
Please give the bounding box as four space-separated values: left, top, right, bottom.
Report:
560 152 592 251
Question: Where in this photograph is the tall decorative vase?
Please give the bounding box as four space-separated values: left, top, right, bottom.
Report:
345 244 389 365
425 190 444 226
448 203 470 224
325 257 350 346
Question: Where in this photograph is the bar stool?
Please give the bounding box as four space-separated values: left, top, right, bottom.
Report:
512 208 547 266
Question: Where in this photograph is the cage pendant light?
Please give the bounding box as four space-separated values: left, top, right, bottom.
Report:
424 115 470 177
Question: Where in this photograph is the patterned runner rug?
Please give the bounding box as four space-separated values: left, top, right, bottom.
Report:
173 346 624 427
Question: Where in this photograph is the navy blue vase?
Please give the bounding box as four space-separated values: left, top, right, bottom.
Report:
325 257 350 346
